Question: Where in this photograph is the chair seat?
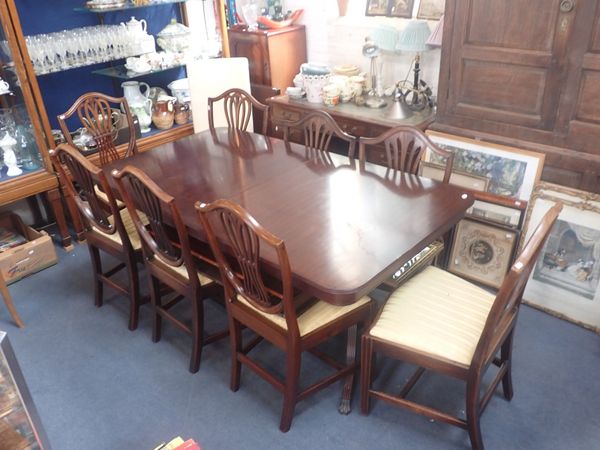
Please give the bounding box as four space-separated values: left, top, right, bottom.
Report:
369 266 495 367
94 184 125 208
92 209 147 250
238 294 372 337
152 256 214 286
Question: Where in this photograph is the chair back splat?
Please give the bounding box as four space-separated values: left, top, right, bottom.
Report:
358 125 453 183
208 88 270 135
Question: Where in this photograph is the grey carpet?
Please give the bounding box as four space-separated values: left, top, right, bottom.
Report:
2 239 600 450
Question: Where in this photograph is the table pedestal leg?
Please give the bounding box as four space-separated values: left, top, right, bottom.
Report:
338 323 357 414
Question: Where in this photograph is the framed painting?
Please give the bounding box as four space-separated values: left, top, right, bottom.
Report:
365 0 389 16
417 0 445 20
521 183 600 331
388 0 415 18
425 130 545 202
419 161 489 192
0 331 52 449
448 219 518 289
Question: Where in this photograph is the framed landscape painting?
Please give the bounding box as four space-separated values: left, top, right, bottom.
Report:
417 0 445 20
425 131 545 202
521 183 600 331
365 0 389 16
366 0 414 18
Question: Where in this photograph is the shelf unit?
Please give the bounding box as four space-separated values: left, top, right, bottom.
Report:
92 62 185 79
74 0 189 15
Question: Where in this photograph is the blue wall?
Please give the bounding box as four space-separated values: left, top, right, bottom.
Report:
16 0 186 129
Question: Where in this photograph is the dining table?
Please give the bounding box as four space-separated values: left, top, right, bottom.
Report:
104 127 474 412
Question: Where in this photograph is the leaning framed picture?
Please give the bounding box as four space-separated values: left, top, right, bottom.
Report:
0 331 51 449
419 161 489 192
521 182 600 331
417 0 445 20
425 130 545 202
448 219 518 289
388 0 415 17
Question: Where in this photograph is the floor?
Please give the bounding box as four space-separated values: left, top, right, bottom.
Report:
2 240 600 450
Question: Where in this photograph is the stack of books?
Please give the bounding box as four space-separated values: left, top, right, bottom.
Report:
154 436 201 450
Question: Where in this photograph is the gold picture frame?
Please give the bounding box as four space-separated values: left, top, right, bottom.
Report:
448 219 518 289
417 0 445 20
521 182 600 331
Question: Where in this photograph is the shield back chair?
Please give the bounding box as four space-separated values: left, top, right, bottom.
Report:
208 88 270 135
57 92 138 239
278 110 357 159
359 126 455 291
50 144 145 331
196 199 373 432
360 202 562 450
358 125 453 182
112 165 227 373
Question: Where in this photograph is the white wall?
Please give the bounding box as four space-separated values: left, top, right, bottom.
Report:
284 0 442 96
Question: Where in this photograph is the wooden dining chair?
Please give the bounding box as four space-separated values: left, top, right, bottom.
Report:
196 199 373 432
50 144 145 331
279 110 357 158
208 88 270 135
0 271 24 328
358 125 454 182
112 165 227 373
360 202 562 450
57 92 138 167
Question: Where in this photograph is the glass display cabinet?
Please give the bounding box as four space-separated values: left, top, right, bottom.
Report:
0 1 59 212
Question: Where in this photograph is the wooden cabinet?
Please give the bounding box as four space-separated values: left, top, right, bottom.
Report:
228 25 307 92
435 0 600 193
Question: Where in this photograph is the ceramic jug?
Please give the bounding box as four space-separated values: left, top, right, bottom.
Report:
152 97 175 130
122 81 152 133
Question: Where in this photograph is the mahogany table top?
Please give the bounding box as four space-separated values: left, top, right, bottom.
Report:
106 128 473 305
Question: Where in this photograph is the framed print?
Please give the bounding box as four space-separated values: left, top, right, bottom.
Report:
419 161 489 192
466 200 524 229
425 130 545 202
521 183 600 331
365 0 414 18
417 0 445 20
448 219 518 289
365 0 389 16
0 331 51 449
388 0 415 18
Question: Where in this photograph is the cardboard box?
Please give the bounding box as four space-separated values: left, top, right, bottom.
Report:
0 213 57 285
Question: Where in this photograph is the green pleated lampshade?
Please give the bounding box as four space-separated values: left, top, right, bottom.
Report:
396 20 431 53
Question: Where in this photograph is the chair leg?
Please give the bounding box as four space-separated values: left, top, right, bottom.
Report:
501 330 515 401
466 380 484 450
126 258 140 332
88 245 103 308
149 276 162 343
360 335 374 415
229 317 243 392
339 323 358 414
189 294 204 374
280 350 301 432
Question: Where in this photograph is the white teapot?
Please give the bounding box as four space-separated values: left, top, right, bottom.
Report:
121 16 147 38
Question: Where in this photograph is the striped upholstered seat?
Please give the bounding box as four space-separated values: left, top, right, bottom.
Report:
153 257 213 286
92 209 147 250
369 265 495 367
237 294 372 337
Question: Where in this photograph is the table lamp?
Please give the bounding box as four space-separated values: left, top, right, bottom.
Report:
396 20 431 107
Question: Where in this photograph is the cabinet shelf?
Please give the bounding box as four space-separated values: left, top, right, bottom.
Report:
74 0 188 14
92 62 184 79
